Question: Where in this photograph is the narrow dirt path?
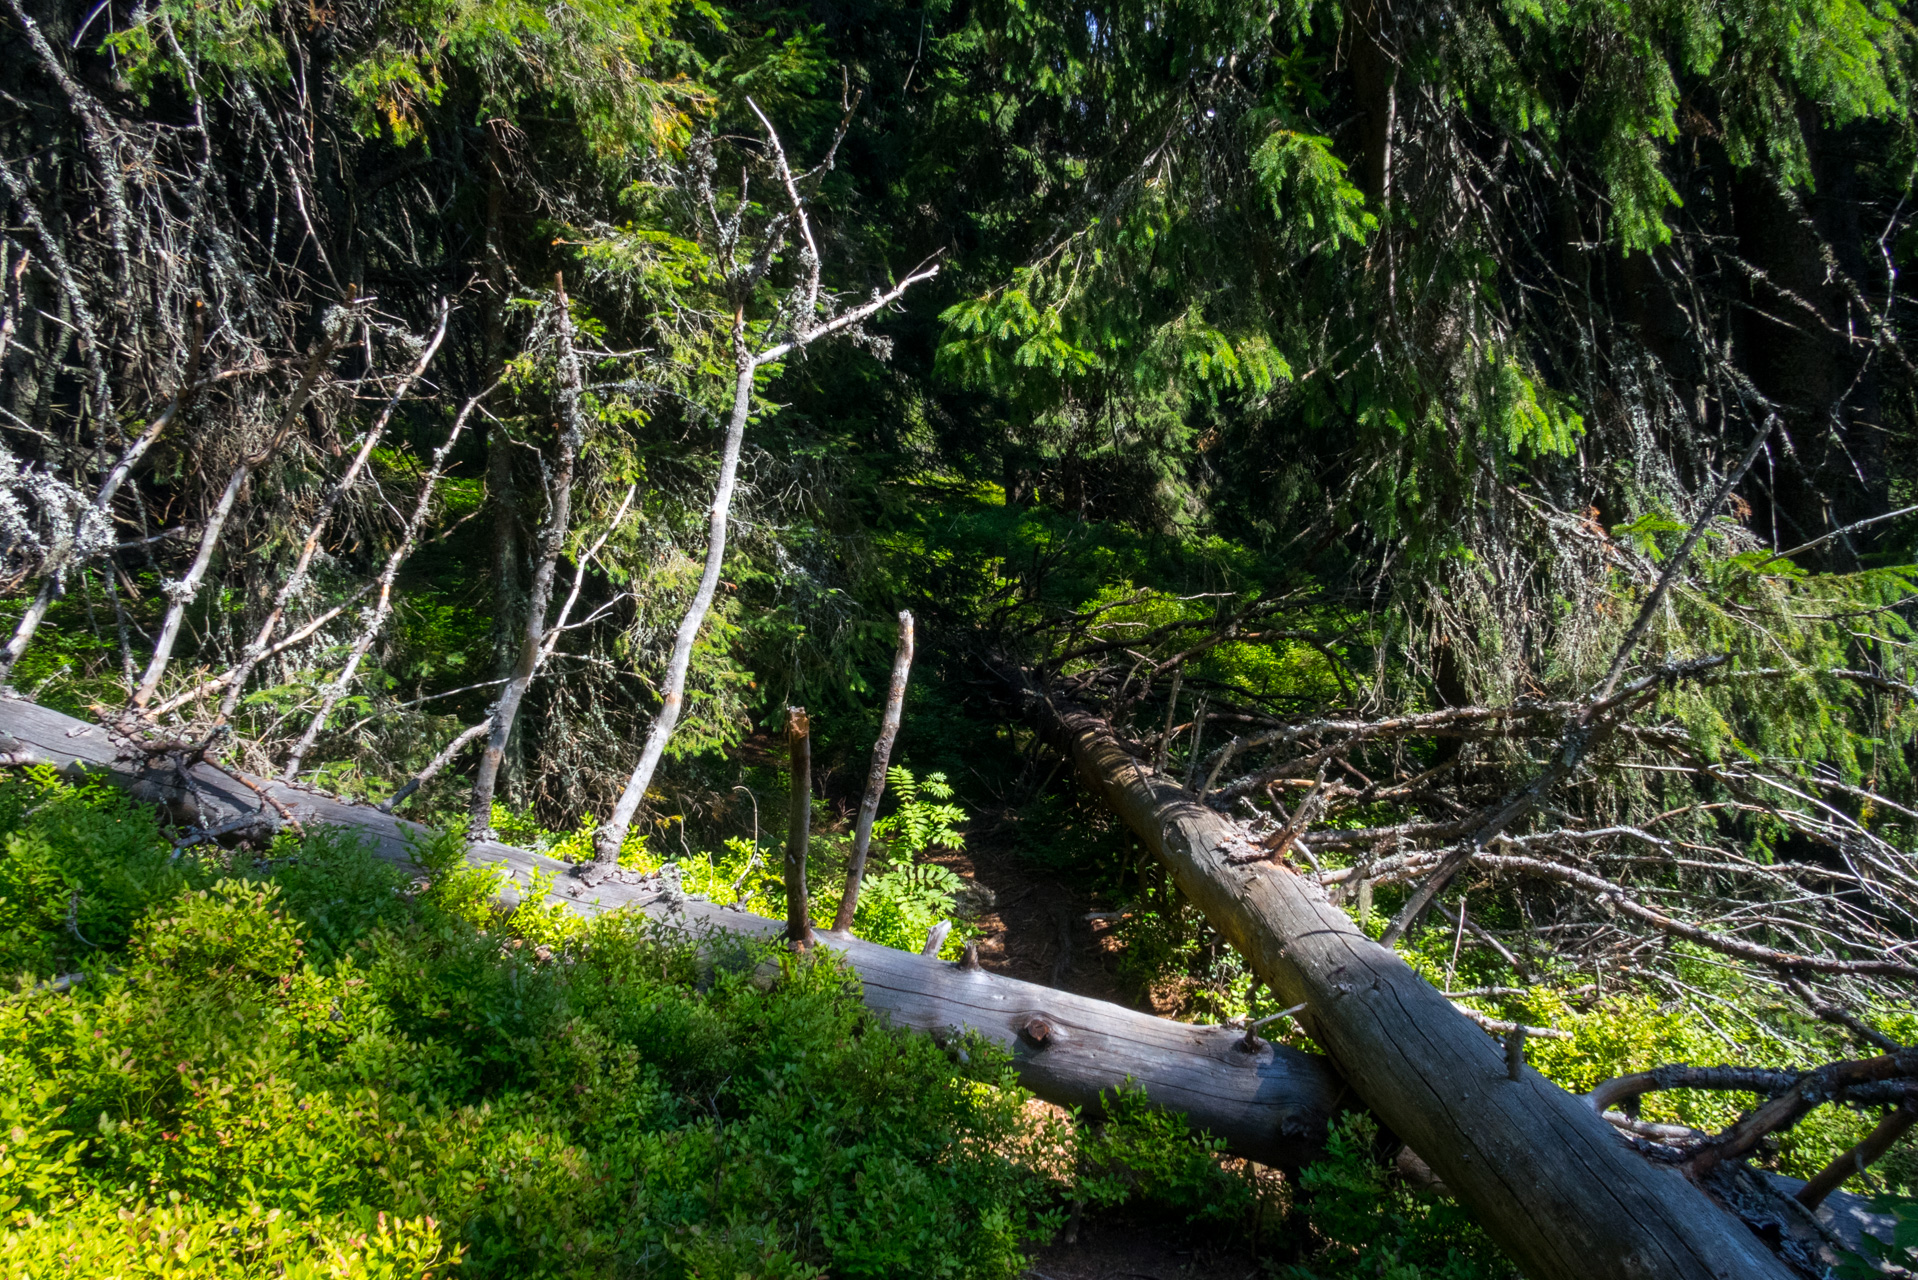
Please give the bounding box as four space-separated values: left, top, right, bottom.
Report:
925 811 1136 1004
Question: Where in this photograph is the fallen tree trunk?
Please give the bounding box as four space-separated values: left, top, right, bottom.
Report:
0 695 1340 1170
1031 694 1800 1280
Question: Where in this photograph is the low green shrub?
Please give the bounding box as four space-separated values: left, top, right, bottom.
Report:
0 767 1059 1277
1275 1115 1515 1280
494 766 977 959
1073 1084 1259 1224
7 766 1412 1278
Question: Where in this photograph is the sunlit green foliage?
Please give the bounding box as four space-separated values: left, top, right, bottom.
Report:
0 766 1573 1279
1277 1115 1516 1280
1388 903 1918 1192
109 0 701 154
491 764 974 957
0 769 1059 1277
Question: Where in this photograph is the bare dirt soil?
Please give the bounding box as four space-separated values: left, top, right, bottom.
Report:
924 808 1140 1005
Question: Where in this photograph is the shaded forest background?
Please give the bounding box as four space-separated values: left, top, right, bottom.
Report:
6 0 1918 1274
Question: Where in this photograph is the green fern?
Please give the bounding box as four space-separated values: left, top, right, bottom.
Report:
871 768 967 859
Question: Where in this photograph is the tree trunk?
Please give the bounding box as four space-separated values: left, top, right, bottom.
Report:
1345 0 1395 210
592 345 755 868
2 689 1902 1267
1028 693 1797 1280
835 610 913 931
0 692 1342 1172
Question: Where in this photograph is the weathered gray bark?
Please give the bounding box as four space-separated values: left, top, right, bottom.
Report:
835 610 913 931
0 693 1341 1170
1030 695 1798 1280
0 691 1904 1266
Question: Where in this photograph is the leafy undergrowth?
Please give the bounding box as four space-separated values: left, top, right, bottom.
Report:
0 766 1517 1279
490 765 982 960
1101 850 1917 1195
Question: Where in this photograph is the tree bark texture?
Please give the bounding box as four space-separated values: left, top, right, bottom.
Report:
0 693 1342 1171
834 610 913 931
0 691 1903 1265
1029 694 1798 1280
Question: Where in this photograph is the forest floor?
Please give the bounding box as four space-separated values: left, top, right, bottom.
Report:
791 754 1282 1277
926 812 1281 1279
924 812 1140 1006
1024 1218 1270 1280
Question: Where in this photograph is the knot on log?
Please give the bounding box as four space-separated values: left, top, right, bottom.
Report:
1021 1015 1054 1046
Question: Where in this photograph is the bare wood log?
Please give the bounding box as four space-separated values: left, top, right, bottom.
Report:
1029 692 1799 1280
0 693 1342 1172
785 707 814 947
835 610 914 930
